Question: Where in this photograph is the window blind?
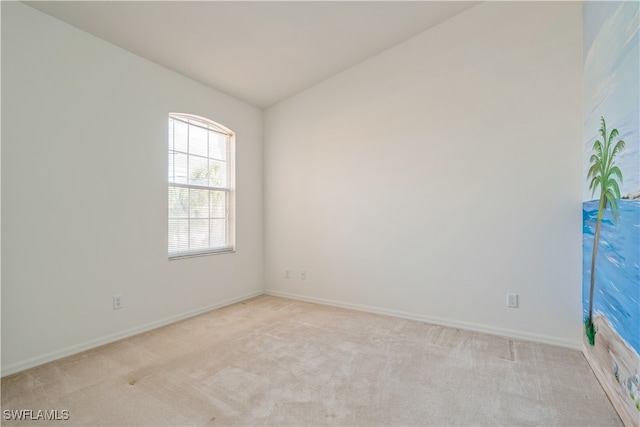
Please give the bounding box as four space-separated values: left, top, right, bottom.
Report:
168 114 234 258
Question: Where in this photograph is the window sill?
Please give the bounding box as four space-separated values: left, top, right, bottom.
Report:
169 247 235 260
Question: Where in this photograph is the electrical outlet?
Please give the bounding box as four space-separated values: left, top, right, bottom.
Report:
285 269 291 279
300 270 307 280
113 294 124 310
507 293 518 308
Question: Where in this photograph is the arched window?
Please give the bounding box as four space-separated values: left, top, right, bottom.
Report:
168 113 234 258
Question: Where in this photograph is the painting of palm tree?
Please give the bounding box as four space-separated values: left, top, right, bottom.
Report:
585 116 625 345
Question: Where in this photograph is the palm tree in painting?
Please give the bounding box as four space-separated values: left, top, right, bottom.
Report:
585 116 625 345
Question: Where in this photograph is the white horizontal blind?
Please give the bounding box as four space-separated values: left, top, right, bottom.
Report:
168 114 234 258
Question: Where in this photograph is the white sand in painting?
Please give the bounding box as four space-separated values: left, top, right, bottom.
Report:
584 313 640 427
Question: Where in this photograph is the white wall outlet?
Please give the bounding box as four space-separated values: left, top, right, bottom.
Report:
300 270 307 280
113 294 124 310
507 293 518 308
285 269 291 279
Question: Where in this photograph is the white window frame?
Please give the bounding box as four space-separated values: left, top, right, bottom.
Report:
168 113 235 259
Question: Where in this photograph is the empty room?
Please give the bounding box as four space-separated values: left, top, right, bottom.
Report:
2 1 639 426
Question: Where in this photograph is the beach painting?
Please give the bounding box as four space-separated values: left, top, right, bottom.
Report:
582 2 640 426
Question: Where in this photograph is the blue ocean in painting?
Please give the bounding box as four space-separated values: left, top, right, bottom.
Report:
583 199 640 355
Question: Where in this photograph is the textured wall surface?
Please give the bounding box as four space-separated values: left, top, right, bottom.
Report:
264 1 583 347
1 2 264 374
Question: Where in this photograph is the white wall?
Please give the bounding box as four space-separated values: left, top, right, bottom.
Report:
264 2 583 347
1 2 263 374
2 0 585 376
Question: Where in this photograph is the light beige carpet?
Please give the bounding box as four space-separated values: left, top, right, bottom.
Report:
1 295 622 426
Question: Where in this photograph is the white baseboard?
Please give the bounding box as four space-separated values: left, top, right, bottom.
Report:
265 289 582 350
1 290 263 377
3 289 582 377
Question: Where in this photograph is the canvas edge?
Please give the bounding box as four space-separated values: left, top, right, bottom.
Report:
583 343 640 427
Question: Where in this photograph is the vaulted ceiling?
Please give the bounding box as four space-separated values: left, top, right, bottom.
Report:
25 1 478 109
